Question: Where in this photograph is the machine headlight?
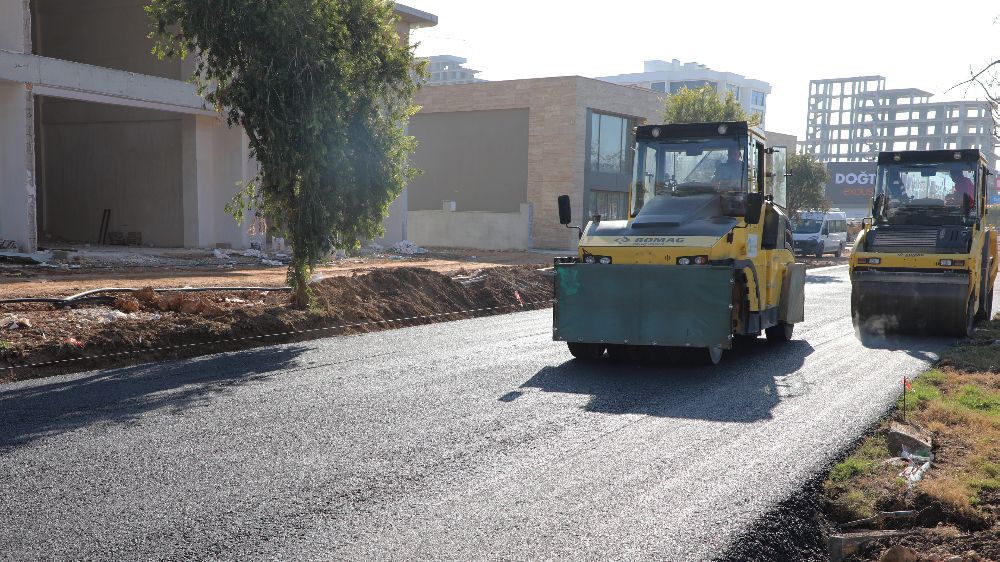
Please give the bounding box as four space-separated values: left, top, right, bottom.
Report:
858 257 881 265
598 256 612 265
939 259 965 266
677 255 709 265
584 255 597 264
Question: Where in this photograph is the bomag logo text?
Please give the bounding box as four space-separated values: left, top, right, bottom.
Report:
629 237 686 246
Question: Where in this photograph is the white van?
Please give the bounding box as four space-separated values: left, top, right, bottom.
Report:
793 210 849 258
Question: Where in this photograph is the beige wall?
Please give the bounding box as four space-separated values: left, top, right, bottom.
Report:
764 131 798 153
408 203 533 251
413 77 663 250
32 0 181 80
408 108 528 212
39 100 185 246
0 0 37 252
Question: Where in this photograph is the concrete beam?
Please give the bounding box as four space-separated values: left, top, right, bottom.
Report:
0 50 217 117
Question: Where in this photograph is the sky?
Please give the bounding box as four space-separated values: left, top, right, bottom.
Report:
410 0 1000 140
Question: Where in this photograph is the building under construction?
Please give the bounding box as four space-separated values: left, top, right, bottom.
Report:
0 0 436 254
804 76 997 169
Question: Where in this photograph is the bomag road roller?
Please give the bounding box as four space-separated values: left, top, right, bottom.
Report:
552 121 805 365
851 149 998 336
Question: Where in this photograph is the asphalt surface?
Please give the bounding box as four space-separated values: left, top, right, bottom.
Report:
0 265 959 560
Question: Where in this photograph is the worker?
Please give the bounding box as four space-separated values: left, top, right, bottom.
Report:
713 146 745 188
950 169 975 208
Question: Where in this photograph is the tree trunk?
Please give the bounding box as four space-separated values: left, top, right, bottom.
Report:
290 256 311 309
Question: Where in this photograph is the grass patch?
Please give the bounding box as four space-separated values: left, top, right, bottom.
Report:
823 331 1000 530
955 385 1000 417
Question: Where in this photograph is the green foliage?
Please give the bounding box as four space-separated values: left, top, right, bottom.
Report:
785 153 830 218
897 373 942 411
661 85 761 126
828 434 886 483
829 456 875 483
955 385 1000 417
146 0 422 305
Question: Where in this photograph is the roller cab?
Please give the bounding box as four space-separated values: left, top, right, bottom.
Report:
850 149 998 336
553 122 804 365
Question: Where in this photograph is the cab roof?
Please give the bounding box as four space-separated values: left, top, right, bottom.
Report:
635 121 755 141
877 149 985 165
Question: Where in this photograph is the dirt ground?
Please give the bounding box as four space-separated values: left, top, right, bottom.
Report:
0 264 554 383
0 246 552 299
1 244 846 384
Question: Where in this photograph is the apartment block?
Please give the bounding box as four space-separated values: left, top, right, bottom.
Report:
805 75 997 169
598 59 771 128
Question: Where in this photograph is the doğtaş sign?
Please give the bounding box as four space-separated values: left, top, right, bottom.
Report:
825 162 877 206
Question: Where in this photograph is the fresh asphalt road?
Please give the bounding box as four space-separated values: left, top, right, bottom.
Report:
0 265 961 560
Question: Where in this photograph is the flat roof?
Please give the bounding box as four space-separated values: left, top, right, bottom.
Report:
809 76 885 84
395 4 438 27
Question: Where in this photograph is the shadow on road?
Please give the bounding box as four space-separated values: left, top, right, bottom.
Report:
0 346 309 449
855 332 949 363
512 338 815 423
804 273 845 285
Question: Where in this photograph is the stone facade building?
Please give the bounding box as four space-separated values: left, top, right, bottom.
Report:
407 77 664 251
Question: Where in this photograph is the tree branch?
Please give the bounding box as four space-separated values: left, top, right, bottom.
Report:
946 60 1000 95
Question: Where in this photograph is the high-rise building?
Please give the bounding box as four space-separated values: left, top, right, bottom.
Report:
425 55 486 86
597 59 771 127
805 75 997 169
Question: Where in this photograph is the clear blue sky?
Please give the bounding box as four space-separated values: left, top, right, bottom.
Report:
411 0 1000 140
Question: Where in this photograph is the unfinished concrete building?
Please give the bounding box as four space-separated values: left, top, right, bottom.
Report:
805 76 997 168
0 0 436 253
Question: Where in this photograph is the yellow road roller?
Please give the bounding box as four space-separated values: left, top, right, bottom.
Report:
553 121 805 364
851 149 998 336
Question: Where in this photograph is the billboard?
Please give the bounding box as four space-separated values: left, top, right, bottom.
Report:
824 162 877 207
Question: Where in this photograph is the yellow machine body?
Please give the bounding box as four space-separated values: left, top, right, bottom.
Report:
553 121 804 364
849 149 998 336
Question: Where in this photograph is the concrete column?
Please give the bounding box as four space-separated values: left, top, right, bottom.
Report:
0 0 37 252
182 115 254 248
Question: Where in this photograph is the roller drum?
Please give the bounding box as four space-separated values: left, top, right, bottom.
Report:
851 271 972 336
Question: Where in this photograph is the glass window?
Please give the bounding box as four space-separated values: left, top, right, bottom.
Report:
793 218 823 234
751 90 766 106
651 82 666 93
589 112 629 174
630 137 746 216
876 162 980 224
591 190 628 220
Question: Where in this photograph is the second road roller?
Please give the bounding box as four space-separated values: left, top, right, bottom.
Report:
851 149 998 336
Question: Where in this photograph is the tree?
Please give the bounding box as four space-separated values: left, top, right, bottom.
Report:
146 0 422 306
662 85 762 126
950 59 1000 142
785 154 829 218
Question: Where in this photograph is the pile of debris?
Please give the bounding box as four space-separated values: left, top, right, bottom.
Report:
0 265 553 382
827 421 998 562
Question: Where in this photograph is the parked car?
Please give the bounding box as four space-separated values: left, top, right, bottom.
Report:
793 210 849 257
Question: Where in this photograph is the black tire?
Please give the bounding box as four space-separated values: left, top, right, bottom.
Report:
765 322 794 342
834 244 844 258
815 248 824 258
567 342 605 360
